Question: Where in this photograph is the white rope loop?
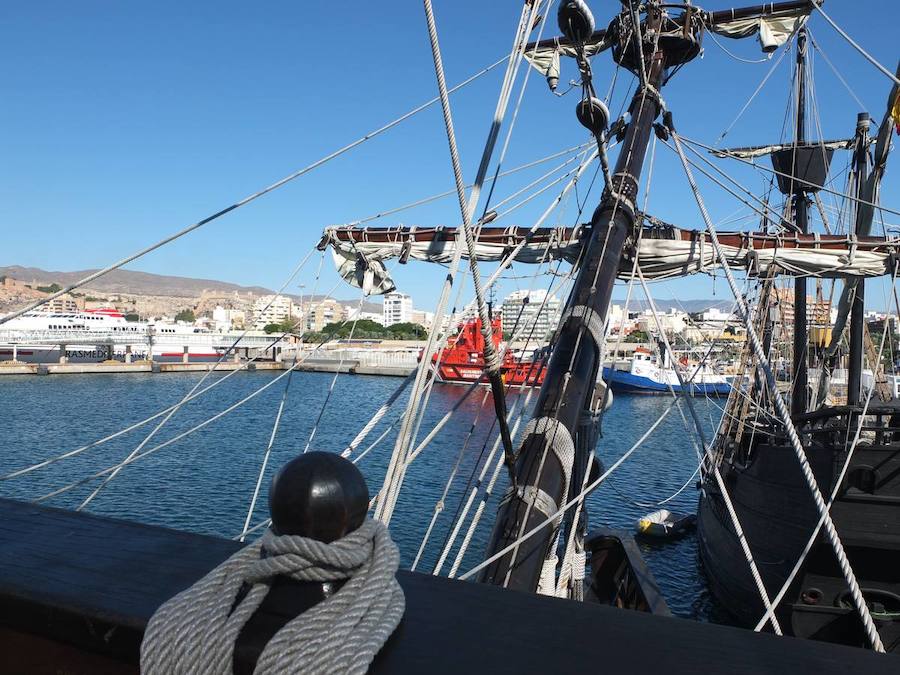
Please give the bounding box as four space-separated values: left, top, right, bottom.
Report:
141 519 404 675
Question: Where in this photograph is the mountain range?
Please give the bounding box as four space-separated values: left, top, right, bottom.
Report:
0 265 274 297
1 264 729 315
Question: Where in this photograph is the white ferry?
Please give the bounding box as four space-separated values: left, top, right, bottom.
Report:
0 308 270 363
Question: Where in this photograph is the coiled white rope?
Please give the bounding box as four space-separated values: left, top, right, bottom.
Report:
669 127 885 652
141 519 404 674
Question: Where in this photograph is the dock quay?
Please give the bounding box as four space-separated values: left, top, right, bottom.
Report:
0 355 419 378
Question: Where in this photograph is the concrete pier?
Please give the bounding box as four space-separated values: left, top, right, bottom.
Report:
0 360 416 378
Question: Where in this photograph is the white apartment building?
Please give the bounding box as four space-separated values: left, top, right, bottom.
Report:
383 292 413 327
212 306 246 331
500 289 561 341
252 294 293 329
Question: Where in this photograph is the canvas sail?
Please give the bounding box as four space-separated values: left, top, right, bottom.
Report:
319 224 900 295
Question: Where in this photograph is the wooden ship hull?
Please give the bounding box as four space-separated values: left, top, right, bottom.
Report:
1 498 895 674
697 403 900 651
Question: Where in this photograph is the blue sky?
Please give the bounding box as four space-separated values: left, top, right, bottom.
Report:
2 2 899 312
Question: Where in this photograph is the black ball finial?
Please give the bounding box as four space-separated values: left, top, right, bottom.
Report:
268 452 369 542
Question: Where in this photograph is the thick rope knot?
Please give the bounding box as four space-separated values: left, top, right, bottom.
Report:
140 519 405 675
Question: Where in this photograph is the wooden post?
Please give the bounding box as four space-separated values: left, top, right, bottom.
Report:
125 345 133 364
182 346 189 364
58 344 67 364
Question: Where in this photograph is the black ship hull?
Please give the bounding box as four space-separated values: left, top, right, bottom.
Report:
697 404 900 652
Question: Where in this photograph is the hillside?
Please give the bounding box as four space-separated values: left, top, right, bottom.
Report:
0 265 274 297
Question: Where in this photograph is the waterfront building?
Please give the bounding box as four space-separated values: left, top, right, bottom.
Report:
305 298 346 332
347 307 383 323
500 289 560 341
252 294 292 329
212 306 246 331
383 292 413 327
40 293 84 313
410 309 434 330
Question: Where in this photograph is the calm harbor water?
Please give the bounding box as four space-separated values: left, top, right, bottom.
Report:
0 370 722 620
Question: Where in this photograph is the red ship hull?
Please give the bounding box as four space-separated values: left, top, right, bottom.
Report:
431 316 547 387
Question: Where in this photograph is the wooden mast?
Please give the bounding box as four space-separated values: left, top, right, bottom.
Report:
792 27 810 414
847 113 870 405
480 1 667 592
480 0 824 593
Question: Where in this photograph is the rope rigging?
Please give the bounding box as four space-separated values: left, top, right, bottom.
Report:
378 0 563 526
668 119 886 652
0 54 513 327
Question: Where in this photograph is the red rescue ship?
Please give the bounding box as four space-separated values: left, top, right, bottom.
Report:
430 316 547 387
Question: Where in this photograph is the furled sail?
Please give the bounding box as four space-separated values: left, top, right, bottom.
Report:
710 139 853 160
319 224 900 295
708 5 811 53
523 33 610 91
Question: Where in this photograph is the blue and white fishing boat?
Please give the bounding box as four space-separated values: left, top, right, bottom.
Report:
603 347 732 396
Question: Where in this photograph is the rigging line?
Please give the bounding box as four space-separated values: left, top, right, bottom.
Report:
76 250 327 510
303 293 368 453
483 148 599 291
236 516 272 540
682 134 900 219
352 414 403 467
459 397 677 581
714 35 793 146
811 2 900 88
490 151 590 218
34 288 361 503
376 3 534 525
435 257 572 575
423 0 522 490
501 27 665 585
707 29 769 64
447 386 538 578
445 271 580 577
754 266 897 631
0 58 512 328
606 453 702 510
0 327 295 482
662 137 788 227
17 245 314 489
478 0 552 219
34 360 300 504
239 347 300 542
442 249 573 576
495 165 582 220
808 30 868 118
407 250 573 469
410 388 493 572
669 126 885 651
340 371 416 458
636 266 709 453
75 251 324 511
345 142 592 226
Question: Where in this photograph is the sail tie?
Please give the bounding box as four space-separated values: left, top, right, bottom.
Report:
140 520 404 675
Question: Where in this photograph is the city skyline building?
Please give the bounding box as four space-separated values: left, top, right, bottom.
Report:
500 289 560 341
383 292 413 327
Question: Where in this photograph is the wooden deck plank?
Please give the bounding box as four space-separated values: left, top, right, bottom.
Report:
0 498 896 673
